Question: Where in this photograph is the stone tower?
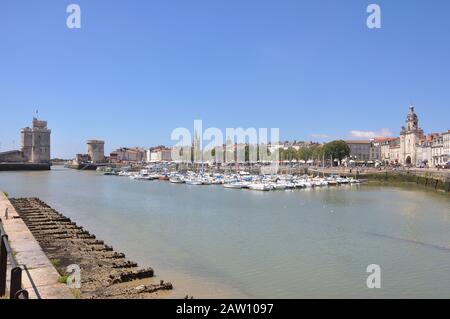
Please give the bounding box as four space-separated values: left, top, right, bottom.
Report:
400 106 423 166
20 127 33 161
21 118 51 163
87 140 105 163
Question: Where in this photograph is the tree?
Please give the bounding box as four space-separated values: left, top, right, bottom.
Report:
287 147 298 161
323 140 350 162
311 145 324 160
279 148 285 161
297 147 311 161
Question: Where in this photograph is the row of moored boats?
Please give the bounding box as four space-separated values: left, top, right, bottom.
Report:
105 168 361 191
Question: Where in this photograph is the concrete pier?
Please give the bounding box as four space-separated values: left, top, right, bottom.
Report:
0 192 73 299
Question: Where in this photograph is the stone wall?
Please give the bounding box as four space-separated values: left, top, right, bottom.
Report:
0 150 26 163
0 163 51 171
31 129 51 163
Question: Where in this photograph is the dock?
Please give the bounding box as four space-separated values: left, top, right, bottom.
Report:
7 197 172 299
0 192 73 299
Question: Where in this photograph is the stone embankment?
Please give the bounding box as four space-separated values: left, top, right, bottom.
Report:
10 197 173 299
0 163 51 171
308 167 450 192
1 193 73 299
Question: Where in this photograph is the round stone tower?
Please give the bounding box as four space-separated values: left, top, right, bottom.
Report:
87 140 105 163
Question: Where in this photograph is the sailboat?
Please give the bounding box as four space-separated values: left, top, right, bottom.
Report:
169 175 185 184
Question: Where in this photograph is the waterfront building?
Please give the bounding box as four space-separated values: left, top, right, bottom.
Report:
147 147 172 163
385 106 449 167
74 153 91 164
399 106 425 166
109 147 146 163
371 137 397 164
345 140 371 162
388 138 401 164
416 136 432 167
0 117 51 164
443 130 450 165
280 141 321 151
431 134 445 167
369 142 381 162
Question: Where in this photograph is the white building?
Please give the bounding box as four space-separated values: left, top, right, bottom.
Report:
399 106 424 166
372 138 397 164
389 139 401 164
443 130 450 165
416 142 432 166
431 134 445 167
392 106 448 168
147 148 172 163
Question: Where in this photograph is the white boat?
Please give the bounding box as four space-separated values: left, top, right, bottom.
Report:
337 177 349 184
285 182 295 189
200 177 212 185
294 182 305 188
149 173 161 180
133 169 153 180
212 179 224 185
273 183 287 190
249 183 271 191
118 171 131 177
103 169 118 176
223 182 243 189
169 176 184 184
185 179 203 185
327 180 337 186
313 180 328 187
302 181 313 188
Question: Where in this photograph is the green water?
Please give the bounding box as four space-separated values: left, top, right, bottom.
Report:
1 167 449 298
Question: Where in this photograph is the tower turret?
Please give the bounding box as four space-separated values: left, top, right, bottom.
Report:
406 105 419 132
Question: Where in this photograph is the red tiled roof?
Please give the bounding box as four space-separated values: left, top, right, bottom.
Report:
345 140 371 144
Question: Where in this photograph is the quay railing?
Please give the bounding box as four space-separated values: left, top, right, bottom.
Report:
0 217 29 299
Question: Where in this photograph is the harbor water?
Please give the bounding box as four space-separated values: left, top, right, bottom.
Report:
1 167 450 298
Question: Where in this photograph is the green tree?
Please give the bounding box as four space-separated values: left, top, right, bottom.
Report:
279 147 298 162
287 147 298 161
323 140 350 162
278 148 285 161
310 145 324 160
297 148 311 161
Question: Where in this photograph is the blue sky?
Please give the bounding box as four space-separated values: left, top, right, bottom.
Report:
1 0 449 158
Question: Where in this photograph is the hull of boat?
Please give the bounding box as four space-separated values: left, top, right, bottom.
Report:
223 184 243 189
185 181 203 185
249 184 271 191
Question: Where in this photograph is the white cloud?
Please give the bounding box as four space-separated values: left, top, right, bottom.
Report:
349 128 393 139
